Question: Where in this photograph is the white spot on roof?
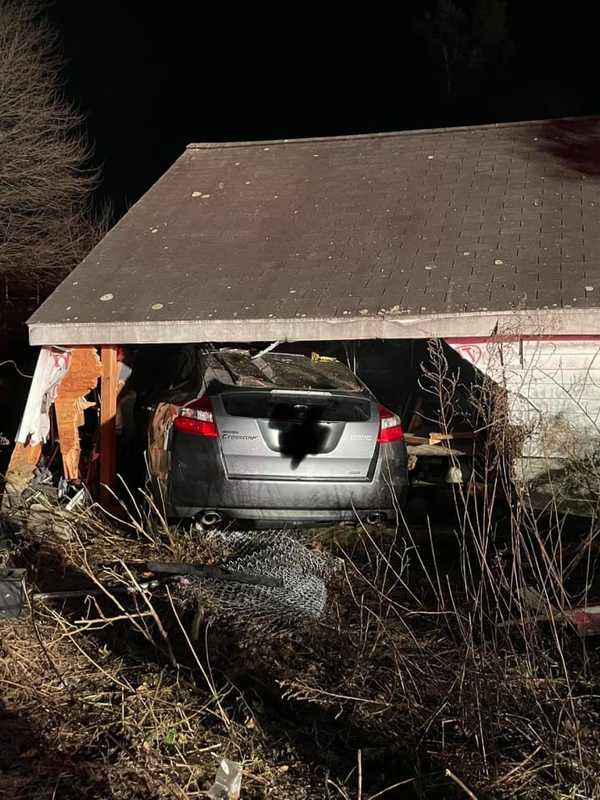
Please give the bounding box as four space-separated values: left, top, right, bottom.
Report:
586 286 594 292
313 153 319 157
234 162 240 166
72 281 78 286
494 259 504 265
245 181 251 185
191 191 202 197
427 155 434 159
151 303 164 310
463 251 470 256
201 194 210 199
151 228 158 233
289 289 296 294
424 264 435 271
100 293 114 302
263 147 270 151
66 306 71 311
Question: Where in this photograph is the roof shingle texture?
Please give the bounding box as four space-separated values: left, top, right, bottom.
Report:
29 117 600 339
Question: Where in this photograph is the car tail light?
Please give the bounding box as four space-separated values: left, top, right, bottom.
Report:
377 405 404 443
174 396 219 438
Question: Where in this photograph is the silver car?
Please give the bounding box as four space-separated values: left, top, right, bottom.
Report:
147 349 408 525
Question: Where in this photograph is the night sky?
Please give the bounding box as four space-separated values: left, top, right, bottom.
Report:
48 1 599 215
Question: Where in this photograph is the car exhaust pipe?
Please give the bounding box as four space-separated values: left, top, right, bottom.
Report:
365 512 383 525
199 510 223 528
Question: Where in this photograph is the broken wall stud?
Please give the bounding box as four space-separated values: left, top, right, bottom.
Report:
54 346 102 481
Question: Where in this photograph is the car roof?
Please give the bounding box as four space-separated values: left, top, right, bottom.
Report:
201 350 364 392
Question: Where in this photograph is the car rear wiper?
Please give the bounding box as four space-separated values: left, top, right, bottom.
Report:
212 353 240 385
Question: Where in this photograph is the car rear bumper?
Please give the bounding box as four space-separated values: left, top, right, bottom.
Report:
173 507 396 525
168 437 408 521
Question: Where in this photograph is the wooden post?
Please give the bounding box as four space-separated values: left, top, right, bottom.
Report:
100 345 118 507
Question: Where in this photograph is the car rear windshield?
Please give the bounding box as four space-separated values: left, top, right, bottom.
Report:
222 393 371 422
206 351 363 391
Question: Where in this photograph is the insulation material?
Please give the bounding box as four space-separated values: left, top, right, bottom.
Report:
15 347 71 445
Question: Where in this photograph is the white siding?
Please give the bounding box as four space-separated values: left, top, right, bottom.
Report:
448 338 600 461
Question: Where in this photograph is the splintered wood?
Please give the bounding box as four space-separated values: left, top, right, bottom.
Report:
3 441 43 503
54 347 102 480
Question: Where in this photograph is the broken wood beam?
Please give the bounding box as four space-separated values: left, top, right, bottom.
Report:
429 432 476 444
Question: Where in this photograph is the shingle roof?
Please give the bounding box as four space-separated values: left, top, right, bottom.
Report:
28 116 600 345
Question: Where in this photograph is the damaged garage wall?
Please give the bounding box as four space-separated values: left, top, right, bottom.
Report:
54 348 102 480
4 347 72 499
4 346 103 500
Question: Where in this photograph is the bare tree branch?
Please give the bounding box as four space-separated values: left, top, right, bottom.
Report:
0 1 105 310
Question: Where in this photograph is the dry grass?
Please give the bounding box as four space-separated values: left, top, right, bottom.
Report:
2 484 599 799
1 500 323 799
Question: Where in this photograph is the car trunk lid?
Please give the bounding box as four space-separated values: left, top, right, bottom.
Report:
213 390 379 480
